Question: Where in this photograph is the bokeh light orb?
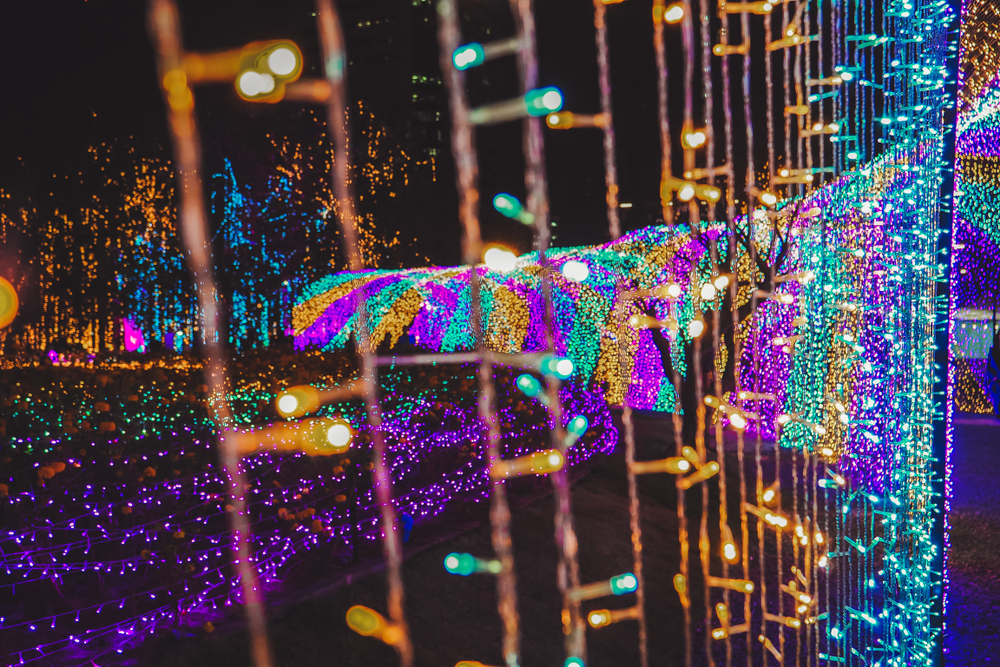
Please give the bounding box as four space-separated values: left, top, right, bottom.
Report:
267 47 297 76
326 422 352 449
0 277 18 329
277 394 299 415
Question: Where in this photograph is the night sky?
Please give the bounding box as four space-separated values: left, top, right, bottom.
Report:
0 0 770 266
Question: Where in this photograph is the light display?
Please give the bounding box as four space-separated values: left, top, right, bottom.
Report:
951 0 1000 414
0 0 964 662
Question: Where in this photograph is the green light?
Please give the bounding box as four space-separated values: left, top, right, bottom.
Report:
452 42 485 70
609 572 638 595
493 193 522 218
516 374 542 398
444 552 477 576
540 355 574 380
567 415 589 436
564 658 585 667
524 87 564 116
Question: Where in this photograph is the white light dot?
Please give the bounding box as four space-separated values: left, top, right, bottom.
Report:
484 247 518 272
561 260 590 282
277 395 298 415
700 282 718 300
238 71 275 97
327 423 351 448
268 48 297 76
688 320 705 338
542 90 563 110
556 359 575 377
667 283 682 298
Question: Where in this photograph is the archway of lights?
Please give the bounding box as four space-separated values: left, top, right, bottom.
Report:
0 0 961 666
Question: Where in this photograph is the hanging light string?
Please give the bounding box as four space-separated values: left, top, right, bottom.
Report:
436 1 524 665
146 3 274 667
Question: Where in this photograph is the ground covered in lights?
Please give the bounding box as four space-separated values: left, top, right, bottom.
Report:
0 349 613 666
2 352 995 665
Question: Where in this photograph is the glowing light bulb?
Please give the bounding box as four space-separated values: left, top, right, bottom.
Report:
589 610 611 628
452 43 485 70
524 87 564 116
541 355 575 379
700 282 718 300
777 414 791 425
561 260 590 282
276 385 320 417
516 374 542 397
667 283 683 298
567 415 589 436
759 191 778 206
678 184 695 201
277 394 298 414
664 2 685 22
238 70 275 97
688 319 705 338
483 246 518 272
493 193 522 217
729 413 747 430
491 449 565 478
267 47 297 76
610 572 638 594
0 277 19 329
683 130 707 148
346 605 402 645
326 423 351 449
713 275 730 289
723 541 738 563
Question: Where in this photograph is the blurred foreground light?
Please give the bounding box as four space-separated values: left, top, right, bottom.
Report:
326 422 352 449
567 415 589 437
483 246 518 272
238 70 275 97
610 572 638 595
0 278 18 329
453 43 486 70
540 355 574 379
516 373 543 398
444 552 503 576
561 260 590 282
276 385 320 418
231 417 353 457
490 449 565 479
524 87 564 116
267 47 298 76
683 129 707 148
346 605 403 646
665 3 685 21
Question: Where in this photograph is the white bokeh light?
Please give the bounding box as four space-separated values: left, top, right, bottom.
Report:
561 260 590 283
326 423 352 448
484 246 518 273
267 48 297 76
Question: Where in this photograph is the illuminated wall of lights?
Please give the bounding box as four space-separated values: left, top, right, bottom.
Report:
952 0 1000 413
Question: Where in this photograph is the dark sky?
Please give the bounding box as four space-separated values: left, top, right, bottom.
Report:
0 0 762 261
